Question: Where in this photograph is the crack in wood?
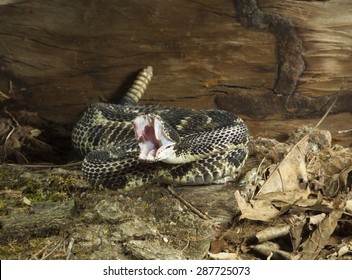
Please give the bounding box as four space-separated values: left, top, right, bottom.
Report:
215 88 352 120
7 58 48 70
28 37 152 61
188 0 237 19
218 84 262 90
234 0 305 96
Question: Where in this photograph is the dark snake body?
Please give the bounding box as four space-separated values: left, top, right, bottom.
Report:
72 67 249 188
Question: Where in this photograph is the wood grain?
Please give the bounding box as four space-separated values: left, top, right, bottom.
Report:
0 0 351 145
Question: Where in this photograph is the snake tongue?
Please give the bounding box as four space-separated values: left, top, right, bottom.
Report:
133 114 176 162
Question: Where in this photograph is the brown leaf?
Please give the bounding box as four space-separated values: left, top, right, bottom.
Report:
321 148 352 175
256 188 311 207
258 134 309 195
235 188 315 222
208 252 241 260
235 190 280 222
290 214 306 251
330 166 352 194
209 238 228 254
346 199 352 214
307 213 326 230
295 197 345 260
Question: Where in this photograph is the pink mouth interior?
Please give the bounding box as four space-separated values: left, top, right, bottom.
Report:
133 114 175 161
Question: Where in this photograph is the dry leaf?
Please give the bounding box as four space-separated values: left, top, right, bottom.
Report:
256 188 311 206
235 189 314 222
337 244 352 258
235 190 280 222
258 135 310 195
210 238 228 254
346 199 352 214
252 225 291 243
208 252 241 260
321 147 352 175
290 214 306 251
250 242 292 260
290 192 339 213
307 213 326 230
22 196 32 206
330 166 352 194
295 198 345 260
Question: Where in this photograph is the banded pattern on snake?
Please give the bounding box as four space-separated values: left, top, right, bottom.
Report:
72 66 249 188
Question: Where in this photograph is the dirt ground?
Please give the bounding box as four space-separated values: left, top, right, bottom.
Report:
0 111 351 260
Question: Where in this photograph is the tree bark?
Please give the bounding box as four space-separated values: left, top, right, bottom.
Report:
0 0 351 144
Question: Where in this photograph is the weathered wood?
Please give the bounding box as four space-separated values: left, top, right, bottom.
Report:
175 184 240 223
124 240 186 260
246 112 352 144
1 0 350 128
259 0 352 98
0 0 351 146
0 200 76 242
3 0 274 123
235 0 305 96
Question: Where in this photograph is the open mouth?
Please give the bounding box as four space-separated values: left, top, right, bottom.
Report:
133 114 176 162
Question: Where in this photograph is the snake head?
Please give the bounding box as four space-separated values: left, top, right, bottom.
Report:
133 114 180 162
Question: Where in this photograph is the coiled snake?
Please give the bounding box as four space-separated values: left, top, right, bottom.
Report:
72 66 249 188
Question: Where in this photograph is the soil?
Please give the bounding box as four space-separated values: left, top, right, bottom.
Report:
0 111 351 260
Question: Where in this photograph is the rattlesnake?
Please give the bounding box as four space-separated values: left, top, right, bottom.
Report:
72 66 249 188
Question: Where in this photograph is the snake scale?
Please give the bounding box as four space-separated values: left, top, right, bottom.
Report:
72 66 249 188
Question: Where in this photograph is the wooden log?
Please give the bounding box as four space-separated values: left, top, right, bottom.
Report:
0 200 76 242
174 184 240 223
0 0 351 144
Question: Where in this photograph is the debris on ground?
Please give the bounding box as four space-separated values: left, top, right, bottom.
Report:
0 114 351 259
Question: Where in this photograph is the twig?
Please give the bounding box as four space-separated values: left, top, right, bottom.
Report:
338 129 352 134
66 237 75 260
31 242 51 260
180 232 191 252
167 186 212 220
4 109 20 127
2 161 82 169
315 96 338 128
8 80 14 97
0 91 10 100
41 239 63 260
4 125 16 143
2 126 16 163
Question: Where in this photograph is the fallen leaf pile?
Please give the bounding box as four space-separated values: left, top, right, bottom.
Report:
0 116 42 163
214 126 352 260
0 110 70 163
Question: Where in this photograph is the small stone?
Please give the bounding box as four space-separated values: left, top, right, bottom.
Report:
124 240 185 260
115 219 157 240
94 200 126 223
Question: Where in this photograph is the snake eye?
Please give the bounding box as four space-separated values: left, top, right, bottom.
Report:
133 114 177 162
